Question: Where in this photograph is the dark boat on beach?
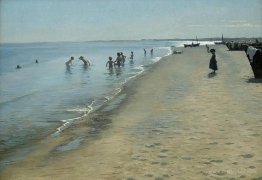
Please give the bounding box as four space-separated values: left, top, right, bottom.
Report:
214 34 225 45
245 46 262 78
184 36 200 48
214 41 224 45
226 39 262 51
184 42 200 48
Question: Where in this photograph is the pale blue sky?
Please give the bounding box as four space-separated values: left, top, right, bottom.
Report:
0 0 261 43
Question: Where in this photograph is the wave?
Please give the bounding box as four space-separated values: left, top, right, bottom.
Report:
54 101 95 135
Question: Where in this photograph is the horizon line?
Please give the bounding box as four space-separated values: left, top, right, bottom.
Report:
1 36 261 44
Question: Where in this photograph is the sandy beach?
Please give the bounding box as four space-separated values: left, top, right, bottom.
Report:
1 45 262 180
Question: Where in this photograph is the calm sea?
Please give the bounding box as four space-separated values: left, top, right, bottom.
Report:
0 40 214 167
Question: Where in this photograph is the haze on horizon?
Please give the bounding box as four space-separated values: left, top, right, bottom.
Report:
0 0 261 43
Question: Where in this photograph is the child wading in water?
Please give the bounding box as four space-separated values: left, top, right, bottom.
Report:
79 56 91 66
106 57 114 69
209 49 217 74
65 56 74 66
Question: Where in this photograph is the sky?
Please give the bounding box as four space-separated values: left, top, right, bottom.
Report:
0 0 261 43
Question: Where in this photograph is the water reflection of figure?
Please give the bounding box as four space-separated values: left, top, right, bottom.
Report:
65 65 72 74
115 67 122 76
129 58 134 65
108 68 114 76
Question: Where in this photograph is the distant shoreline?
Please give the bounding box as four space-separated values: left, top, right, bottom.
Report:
1 37 261 45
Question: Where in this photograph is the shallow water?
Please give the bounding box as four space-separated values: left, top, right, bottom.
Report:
0 40 214 166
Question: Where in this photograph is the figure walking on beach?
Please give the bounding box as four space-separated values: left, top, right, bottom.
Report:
106 57 114 69
209 49 218 74
79 56 91 66
150 48 153 56
206 44 210 53
144 49 146 56
65 56 74 66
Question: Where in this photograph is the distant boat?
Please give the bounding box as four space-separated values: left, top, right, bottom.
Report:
214 41 224 45
184 43 200 48
214 34 225 45
184 36 200 48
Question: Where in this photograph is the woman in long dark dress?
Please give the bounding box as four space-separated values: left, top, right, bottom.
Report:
209 49 217 73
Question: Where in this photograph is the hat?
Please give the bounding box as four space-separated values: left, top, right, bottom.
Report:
210 49 216 52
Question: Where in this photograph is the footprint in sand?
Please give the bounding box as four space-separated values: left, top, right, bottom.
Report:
158 153 168 158
225 142 234 145
210 159 223 163
209 142 218 145
160 149 169 153
145 174 154 177
240 154 254 158
214 170 227 176
248 165 256 169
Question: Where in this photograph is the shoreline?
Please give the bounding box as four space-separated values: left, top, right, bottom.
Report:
0 47 173 170
1 45 262 179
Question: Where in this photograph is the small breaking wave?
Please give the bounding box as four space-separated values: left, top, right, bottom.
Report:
53 101 95 135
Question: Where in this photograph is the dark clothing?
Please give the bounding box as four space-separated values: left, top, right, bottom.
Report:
209 54 218 70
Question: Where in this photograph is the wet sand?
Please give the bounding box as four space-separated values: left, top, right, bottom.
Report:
1 45 262 179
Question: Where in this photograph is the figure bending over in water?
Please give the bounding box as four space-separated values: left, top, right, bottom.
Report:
79 56 91 66
65 56 74 66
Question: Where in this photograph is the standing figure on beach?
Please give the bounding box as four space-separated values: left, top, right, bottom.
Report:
130 51 134 60
65 56 74 66
209 49 218 74
79 56 91 66
114 52 122 67
150 48 153 56
35 59 39 63
144 49 147 56
106 57 114 69
206 44 210 53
